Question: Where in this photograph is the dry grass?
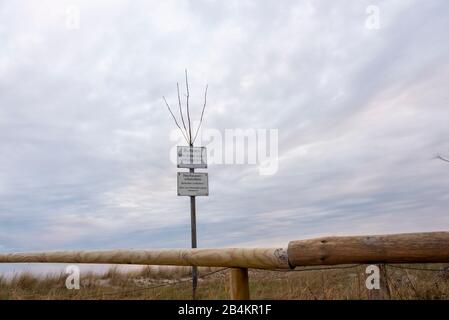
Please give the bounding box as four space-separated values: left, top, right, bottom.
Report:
0 264 448 300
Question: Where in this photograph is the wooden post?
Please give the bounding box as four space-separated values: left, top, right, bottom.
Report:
230 268 250 300
287 232 449 266
378 264 391 299
367 264 391 300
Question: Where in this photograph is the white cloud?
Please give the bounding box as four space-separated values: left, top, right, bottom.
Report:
0 0 448 270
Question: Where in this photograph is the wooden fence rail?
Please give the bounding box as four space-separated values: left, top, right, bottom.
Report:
287 231 449 266
0 247 289 269
0 231 448 299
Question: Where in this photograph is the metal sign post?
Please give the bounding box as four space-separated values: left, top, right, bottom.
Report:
189 142 197 299
177 145 208 300
189 165 198 299
163 70 209 300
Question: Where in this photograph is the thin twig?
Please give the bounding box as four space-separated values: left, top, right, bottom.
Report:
437 154 449 163
163 96 189 144
192 85 208 144
404 269 418 297
389 277 403 300
185 69 192 145
305 284 318 300
177 82 188 138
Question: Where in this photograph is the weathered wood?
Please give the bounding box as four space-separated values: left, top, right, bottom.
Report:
230 268 250 300
137 266 221 277
287 231 449 267
378 264 391 299
0 247 290 269
1 232 447 270
367 264 391 300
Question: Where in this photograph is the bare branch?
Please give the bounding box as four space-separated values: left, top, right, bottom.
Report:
185 69 192 145
163 96 189 144
437 154 449 163
164 70 209 147
192 85 208 144
177 82 188 137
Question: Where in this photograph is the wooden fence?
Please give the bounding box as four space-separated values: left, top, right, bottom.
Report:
1 231 448 299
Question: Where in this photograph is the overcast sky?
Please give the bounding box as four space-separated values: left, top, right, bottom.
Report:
1 0 449 271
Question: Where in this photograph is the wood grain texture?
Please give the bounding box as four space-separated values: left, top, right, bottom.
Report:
0 247 290 269
287 231 449 267
367 264 391 300
229 268 250 300
1 232 447 270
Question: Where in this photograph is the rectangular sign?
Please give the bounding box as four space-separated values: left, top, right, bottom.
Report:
177 146 207 169
177 172 209 196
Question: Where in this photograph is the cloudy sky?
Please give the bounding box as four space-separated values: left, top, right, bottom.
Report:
1 0 449 273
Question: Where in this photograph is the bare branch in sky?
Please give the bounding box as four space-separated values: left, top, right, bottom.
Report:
185 69 192 145
437 154 449 163
163 70 208 146
193 85 208 144
163 96 189 144
177 82 188 138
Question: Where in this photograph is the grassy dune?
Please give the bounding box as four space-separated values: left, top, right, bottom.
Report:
0 264 448 300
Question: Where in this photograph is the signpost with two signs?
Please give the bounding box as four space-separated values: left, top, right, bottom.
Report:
176 146 208 298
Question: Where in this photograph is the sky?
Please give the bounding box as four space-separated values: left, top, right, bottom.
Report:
0 0 449 274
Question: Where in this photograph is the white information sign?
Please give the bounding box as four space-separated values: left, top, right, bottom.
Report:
177 146 207 169
177 172 209 196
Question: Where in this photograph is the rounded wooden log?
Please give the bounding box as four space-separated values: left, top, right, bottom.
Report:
0 247 289 269
229 268 250 300
287 231 449 267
